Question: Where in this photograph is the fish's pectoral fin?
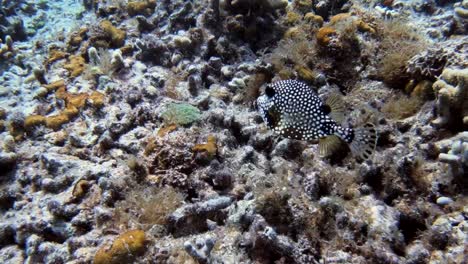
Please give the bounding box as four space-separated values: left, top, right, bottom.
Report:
265 105 282 129
325 93 346 123
318 135 342 157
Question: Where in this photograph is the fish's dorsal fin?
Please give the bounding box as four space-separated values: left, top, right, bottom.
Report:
325 93 346 123
318 135 342 157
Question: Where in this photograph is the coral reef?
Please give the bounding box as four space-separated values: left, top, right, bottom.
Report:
0 0 467 263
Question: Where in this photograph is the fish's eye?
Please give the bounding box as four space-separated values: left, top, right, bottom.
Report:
265 86 275 97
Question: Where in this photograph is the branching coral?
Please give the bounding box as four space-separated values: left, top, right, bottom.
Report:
0 35 14 61
184 236 216 264
432 68 468 129
438 132 468 180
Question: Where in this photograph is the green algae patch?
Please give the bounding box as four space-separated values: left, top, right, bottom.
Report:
161 102 201 126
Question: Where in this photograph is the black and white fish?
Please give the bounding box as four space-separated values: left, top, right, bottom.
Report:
257 80 377 160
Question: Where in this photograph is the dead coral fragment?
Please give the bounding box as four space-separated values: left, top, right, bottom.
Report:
193 135 217 159
94 230 146 264
100 20 126 48
63 55 86 78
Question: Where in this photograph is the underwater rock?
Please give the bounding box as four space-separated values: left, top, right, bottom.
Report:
438 131 468 179
168 196 233 236
0 152 17 172
184 236 216 264
313 0 351 20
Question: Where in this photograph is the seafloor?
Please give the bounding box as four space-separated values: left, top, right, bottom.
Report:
0 0 467 263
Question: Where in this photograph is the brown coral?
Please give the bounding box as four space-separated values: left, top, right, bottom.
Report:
43 79 66 92
24 115 46 131
295 65 317 82
63 55 86 78
157 124 177 137
100 20 126 48
316 26 337 46
127 0 156 16
304 13 323 26
45 114 70 130
329 13 375 34
94 230 146 264
192 135 217 159
68 27 88 47
45 50 68 67
88 91 106 108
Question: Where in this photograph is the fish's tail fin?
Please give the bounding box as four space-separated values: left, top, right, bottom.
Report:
350 123 378 160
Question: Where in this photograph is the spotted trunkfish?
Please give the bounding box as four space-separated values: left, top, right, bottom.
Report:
257 80 378 160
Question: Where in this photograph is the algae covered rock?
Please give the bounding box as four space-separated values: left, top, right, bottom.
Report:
94 230 146 264
161 102 201 126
